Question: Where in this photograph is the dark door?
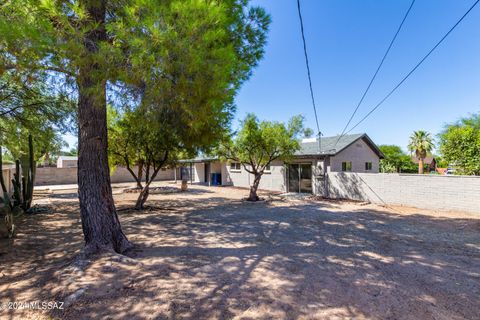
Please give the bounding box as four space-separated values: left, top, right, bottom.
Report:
300 164 312 193
204 163 210 184
288 163 312 193
181 166 192 181
288 164 300 193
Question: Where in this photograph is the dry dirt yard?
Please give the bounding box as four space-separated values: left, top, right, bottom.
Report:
0 182 479 320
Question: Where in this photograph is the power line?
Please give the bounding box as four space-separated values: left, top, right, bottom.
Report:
297 0 320 135
345 0 480 135
334 0 416 148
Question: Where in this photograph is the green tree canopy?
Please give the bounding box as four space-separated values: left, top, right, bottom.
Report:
439 113 480 175
0 73 75 162
378 145 416 173
220 113 306 201
1 0 269 254
108 106 182 210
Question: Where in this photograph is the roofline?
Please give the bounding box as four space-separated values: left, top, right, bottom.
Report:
332 133 384 159
177 158 218 163
179 133 384 163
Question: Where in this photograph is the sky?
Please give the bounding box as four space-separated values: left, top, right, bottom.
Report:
235 0 480 152
64 0 480 153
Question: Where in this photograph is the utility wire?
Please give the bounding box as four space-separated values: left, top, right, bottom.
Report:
297 0 320 135
334 0 416 148
345 0 480 135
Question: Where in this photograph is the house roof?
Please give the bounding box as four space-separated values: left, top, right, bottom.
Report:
297 133 384 158
179 133 383 163
178 156 217 163
411 156 435 164
58 156 78 161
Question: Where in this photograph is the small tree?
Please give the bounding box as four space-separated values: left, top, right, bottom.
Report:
109 108 179 210
221 114 306 201
439 113 480 175
408 130 434 174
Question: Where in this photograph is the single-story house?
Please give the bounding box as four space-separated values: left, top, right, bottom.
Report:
56 156 78 168
179 133 384 195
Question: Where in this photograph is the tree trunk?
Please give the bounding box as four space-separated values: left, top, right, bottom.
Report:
134 165 163 210
77 0 132 255
136 161 144 189
247 173 262 201
134 186 150 210
418 159 424 174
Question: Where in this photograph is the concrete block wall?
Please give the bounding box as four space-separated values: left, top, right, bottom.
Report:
325 172 480 213
35 166 175 186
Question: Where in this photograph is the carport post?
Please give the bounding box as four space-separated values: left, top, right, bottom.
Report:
190 162 193 184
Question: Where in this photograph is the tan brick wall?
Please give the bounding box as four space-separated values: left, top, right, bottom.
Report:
325 172 480 213
35 166 175 186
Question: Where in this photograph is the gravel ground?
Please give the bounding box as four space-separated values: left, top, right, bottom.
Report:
0 182 479 320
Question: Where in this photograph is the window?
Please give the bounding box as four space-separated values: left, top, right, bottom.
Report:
365 162 372 171
342 161 352 172
264 164 271 173
230 162 241 172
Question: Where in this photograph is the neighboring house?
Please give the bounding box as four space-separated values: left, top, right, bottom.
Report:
179 133 384 195
411 155 436 173
57 156 78 168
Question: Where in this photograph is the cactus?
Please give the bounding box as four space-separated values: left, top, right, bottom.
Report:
10 135 36 211
22 134 35 210
12 159 22 207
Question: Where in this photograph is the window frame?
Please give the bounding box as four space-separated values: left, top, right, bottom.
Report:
342 161 352 172
264 163 271 173
365 162 373 171
230 162 242 172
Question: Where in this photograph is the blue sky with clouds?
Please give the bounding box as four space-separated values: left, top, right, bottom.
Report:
64 0 480 153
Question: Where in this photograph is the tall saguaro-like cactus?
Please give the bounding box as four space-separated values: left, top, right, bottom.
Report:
21 135 35 210
12 160 22 208
11 134 36 211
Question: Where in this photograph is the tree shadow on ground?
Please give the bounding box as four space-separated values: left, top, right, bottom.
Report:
1 191 479 320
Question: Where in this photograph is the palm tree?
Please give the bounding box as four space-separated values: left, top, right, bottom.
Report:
408 130 434 174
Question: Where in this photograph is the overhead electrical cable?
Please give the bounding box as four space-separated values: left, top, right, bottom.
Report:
344 0 480 135
297 0 320 136
334 0 416 148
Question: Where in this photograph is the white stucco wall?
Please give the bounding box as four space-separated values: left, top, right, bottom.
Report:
193 163 205 183
329 138 380 173
223 160 286 192
57 159 78 168
1 168 12 194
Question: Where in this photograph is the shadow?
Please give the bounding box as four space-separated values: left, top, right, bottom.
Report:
1 188 479 320
327 172 388 205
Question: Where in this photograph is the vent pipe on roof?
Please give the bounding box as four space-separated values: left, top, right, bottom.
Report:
318 131 323 154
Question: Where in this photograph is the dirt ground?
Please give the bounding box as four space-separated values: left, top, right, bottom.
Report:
0 182 479 320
